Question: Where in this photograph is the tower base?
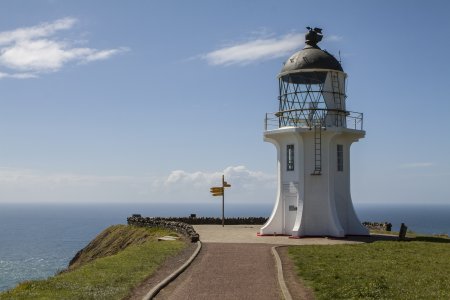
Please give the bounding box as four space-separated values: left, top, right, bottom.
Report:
260 127 368 237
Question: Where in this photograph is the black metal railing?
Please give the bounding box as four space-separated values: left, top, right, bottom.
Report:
264 109 363 131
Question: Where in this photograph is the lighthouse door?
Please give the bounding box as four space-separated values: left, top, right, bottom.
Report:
283 183 298 234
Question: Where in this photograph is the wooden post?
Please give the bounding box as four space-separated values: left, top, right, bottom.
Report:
399 223 408 240
210 174 230 227
222 174 225 227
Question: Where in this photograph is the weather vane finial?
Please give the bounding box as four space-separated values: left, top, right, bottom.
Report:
305 27 323 48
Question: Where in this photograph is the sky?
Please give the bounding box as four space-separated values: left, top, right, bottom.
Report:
0 1 449 205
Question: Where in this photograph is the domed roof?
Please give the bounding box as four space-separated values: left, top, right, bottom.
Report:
279 27 343 77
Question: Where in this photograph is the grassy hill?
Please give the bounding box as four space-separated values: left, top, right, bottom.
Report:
0 225 186 300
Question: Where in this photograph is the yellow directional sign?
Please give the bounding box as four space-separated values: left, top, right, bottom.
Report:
210 186 223 196
209 174 231 227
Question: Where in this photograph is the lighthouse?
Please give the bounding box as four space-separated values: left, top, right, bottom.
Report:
260 27 368 237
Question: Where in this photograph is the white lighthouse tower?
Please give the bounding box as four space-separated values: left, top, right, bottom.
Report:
260 27 368 237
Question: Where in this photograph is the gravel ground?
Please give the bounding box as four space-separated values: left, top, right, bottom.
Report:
193 225 368 245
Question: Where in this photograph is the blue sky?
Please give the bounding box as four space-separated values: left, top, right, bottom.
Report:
0 1 449 205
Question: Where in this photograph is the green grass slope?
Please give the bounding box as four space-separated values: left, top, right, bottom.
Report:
68 224 169 270
289 237 450 299
0 225 186 300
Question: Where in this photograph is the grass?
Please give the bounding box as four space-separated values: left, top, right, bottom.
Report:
0 225 186 300
289 236 450 299
368 229 416 237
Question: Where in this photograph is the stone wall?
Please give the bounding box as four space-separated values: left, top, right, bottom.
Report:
362 221 392 232
158 216 268 225
127 215 200 243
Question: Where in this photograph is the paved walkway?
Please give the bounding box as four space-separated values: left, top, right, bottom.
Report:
154 243 281 300
193 224 367 245
153 225 378 299
152 225 396 300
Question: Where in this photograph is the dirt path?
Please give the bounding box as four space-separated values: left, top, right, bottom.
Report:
154 243 281 300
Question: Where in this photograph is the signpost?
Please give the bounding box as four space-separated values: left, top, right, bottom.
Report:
210 174 231 227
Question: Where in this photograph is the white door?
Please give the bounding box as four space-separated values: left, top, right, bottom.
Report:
283 183 298 234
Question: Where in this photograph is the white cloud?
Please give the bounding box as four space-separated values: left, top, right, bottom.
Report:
84 48 128 62
0 167 136 186
400 162 434 168
0 71 37 79
0 166 276 203
0 17 127 78
326 35 343 42
162 165 276 190
203 33 304 66
0 17 76 45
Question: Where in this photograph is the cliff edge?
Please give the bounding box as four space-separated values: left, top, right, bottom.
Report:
68 224 171 270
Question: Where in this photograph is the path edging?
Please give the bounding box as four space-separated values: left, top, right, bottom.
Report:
142 240 202 300
272 246 293 300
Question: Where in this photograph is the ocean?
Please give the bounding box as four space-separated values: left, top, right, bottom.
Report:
0 202 449 292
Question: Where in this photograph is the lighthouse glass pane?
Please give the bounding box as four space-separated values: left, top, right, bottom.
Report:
287 144 294 171
337 144 344 172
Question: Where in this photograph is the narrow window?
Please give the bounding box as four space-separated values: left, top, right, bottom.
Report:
337 144 343 172
287 144 294 171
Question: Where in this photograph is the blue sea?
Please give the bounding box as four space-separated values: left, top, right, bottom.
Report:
1 202 449 292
